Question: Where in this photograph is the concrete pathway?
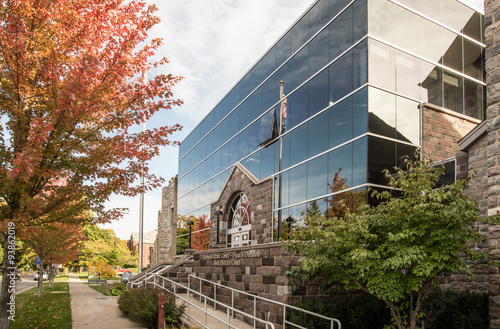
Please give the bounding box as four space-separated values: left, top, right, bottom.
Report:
69 273 144 329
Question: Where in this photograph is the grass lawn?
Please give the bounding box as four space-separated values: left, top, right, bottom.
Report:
10 282 71 329
73 271 120 281
54 274 69 282
87 284 107 295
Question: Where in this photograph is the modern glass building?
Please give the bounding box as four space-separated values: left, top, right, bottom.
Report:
177 0 484 241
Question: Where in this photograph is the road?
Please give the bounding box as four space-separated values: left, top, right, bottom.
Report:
15 273 37 295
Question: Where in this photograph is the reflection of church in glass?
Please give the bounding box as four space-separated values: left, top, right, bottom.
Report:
175 0 485 247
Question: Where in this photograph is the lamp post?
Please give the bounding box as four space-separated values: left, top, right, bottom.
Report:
187 220 194 249
214 210 222 245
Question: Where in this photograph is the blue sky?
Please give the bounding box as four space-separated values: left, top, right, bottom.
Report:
101 0 485 240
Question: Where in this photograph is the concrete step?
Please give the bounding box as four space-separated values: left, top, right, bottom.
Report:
175 293 254 329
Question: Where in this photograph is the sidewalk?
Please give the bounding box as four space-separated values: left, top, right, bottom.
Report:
69 272 144 328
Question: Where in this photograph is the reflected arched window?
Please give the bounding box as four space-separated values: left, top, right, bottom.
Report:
229 192 251 229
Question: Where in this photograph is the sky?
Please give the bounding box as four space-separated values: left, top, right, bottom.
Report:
101 0 485 240
101 0 317 240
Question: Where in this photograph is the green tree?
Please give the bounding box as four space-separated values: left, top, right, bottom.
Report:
77 225 135 268
285 156 498 329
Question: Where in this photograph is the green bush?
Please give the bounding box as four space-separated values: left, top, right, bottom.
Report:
109 283 127 296
419 289 489 329
291 290 489 329
118 287 184 329
290 294 391 329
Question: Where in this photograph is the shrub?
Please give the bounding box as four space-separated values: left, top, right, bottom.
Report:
109 283 127 296
118 287 184 329
419 289 489 329
290 294 391 329
291 290 489 329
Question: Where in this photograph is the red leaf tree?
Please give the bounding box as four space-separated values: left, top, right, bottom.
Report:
23 223 85 297
0 0 183 326
191 215 210 251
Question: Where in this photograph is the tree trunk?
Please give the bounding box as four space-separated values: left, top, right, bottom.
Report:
38 256 44 298
0 233 11 329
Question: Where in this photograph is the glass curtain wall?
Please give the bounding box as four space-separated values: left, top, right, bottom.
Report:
177 0 484 242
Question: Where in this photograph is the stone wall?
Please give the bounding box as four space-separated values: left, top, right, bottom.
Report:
210 163 274 248
154 176 178 265
485 1 500 327
190 243 332 329
422 104 479 161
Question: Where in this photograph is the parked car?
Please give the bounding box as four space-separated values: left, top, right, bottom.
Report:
121 272 134 283
117 268 133 276
34 271 48 281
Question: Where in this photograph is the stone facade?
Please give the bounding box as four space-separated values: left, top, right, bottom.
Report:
422 104 480 161
210 163 274 248
191 243 333 329
154 176 178 265
485 1 500 327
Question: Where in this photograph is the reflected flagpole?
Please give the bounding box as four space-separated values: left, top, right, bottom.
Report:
138 71 147 273
278 81 285 240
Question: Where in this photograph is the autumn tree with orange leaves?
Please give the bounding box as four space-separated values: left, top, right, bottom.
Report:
23 223 85 297
0 0 183 326
191 215 210 251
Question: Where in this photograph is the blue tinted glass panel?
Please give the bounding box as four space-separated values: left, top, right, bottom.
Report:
308 111 329 158
239 100 250 131
277 32 292 65
307 154 328 200
329 7 352 62
352 137 367 186
328 144 353 188
292 13 309 54
309 0 330 38
238 128 250 159
261 142 276 179
352 0 367 41
279 133 290 171
230 108 240 137
329 97 353 148
263 46 277 80
257 109 276 146
229 135 239 165
289 124 307 167
251 60 263 91
289 163 307 205
288 85 308 130
290 46 309 91
309 69 329 117
330 51 353 104
309 30 329 77
353 87 368 137
244 150 260 178
330 0 352 18
249 88 262 122
353 39 367 88
220 143 230 170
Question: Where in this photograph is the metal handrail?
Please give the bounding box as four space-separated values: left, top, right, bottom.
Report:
141 272 276 329
188 274 341 329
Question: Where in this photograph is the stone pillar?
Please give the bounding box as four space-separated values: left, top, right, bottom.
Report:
156 176 178 263
485 1 500 327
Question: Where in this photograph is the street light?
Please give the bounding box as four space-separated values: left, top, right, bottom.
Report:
187 220 194 249
214 210 223 245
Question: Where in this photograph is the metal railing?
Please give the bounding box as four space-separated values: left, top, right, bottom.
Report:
141 272 276 329
188 274 341 329
131 269 341 329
